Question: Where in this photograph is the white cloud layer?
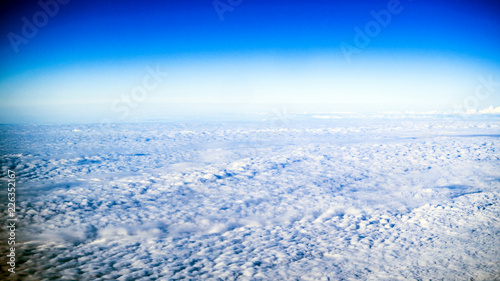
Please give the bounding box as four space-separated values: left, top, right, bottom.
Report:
1 116 499 280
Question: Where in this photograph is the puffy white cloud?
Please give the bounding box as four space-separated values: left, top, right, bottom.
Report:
478 105 500 114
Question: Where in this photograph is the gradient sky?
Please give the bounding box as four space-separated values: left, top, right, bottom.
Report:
1 0 500 122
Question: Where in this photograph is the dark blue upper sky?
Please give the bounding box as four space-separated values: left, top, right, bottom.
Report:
2 0 500 74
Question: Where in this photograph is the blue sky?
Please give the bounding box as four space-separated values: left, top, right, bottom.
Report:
1 0 500 122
